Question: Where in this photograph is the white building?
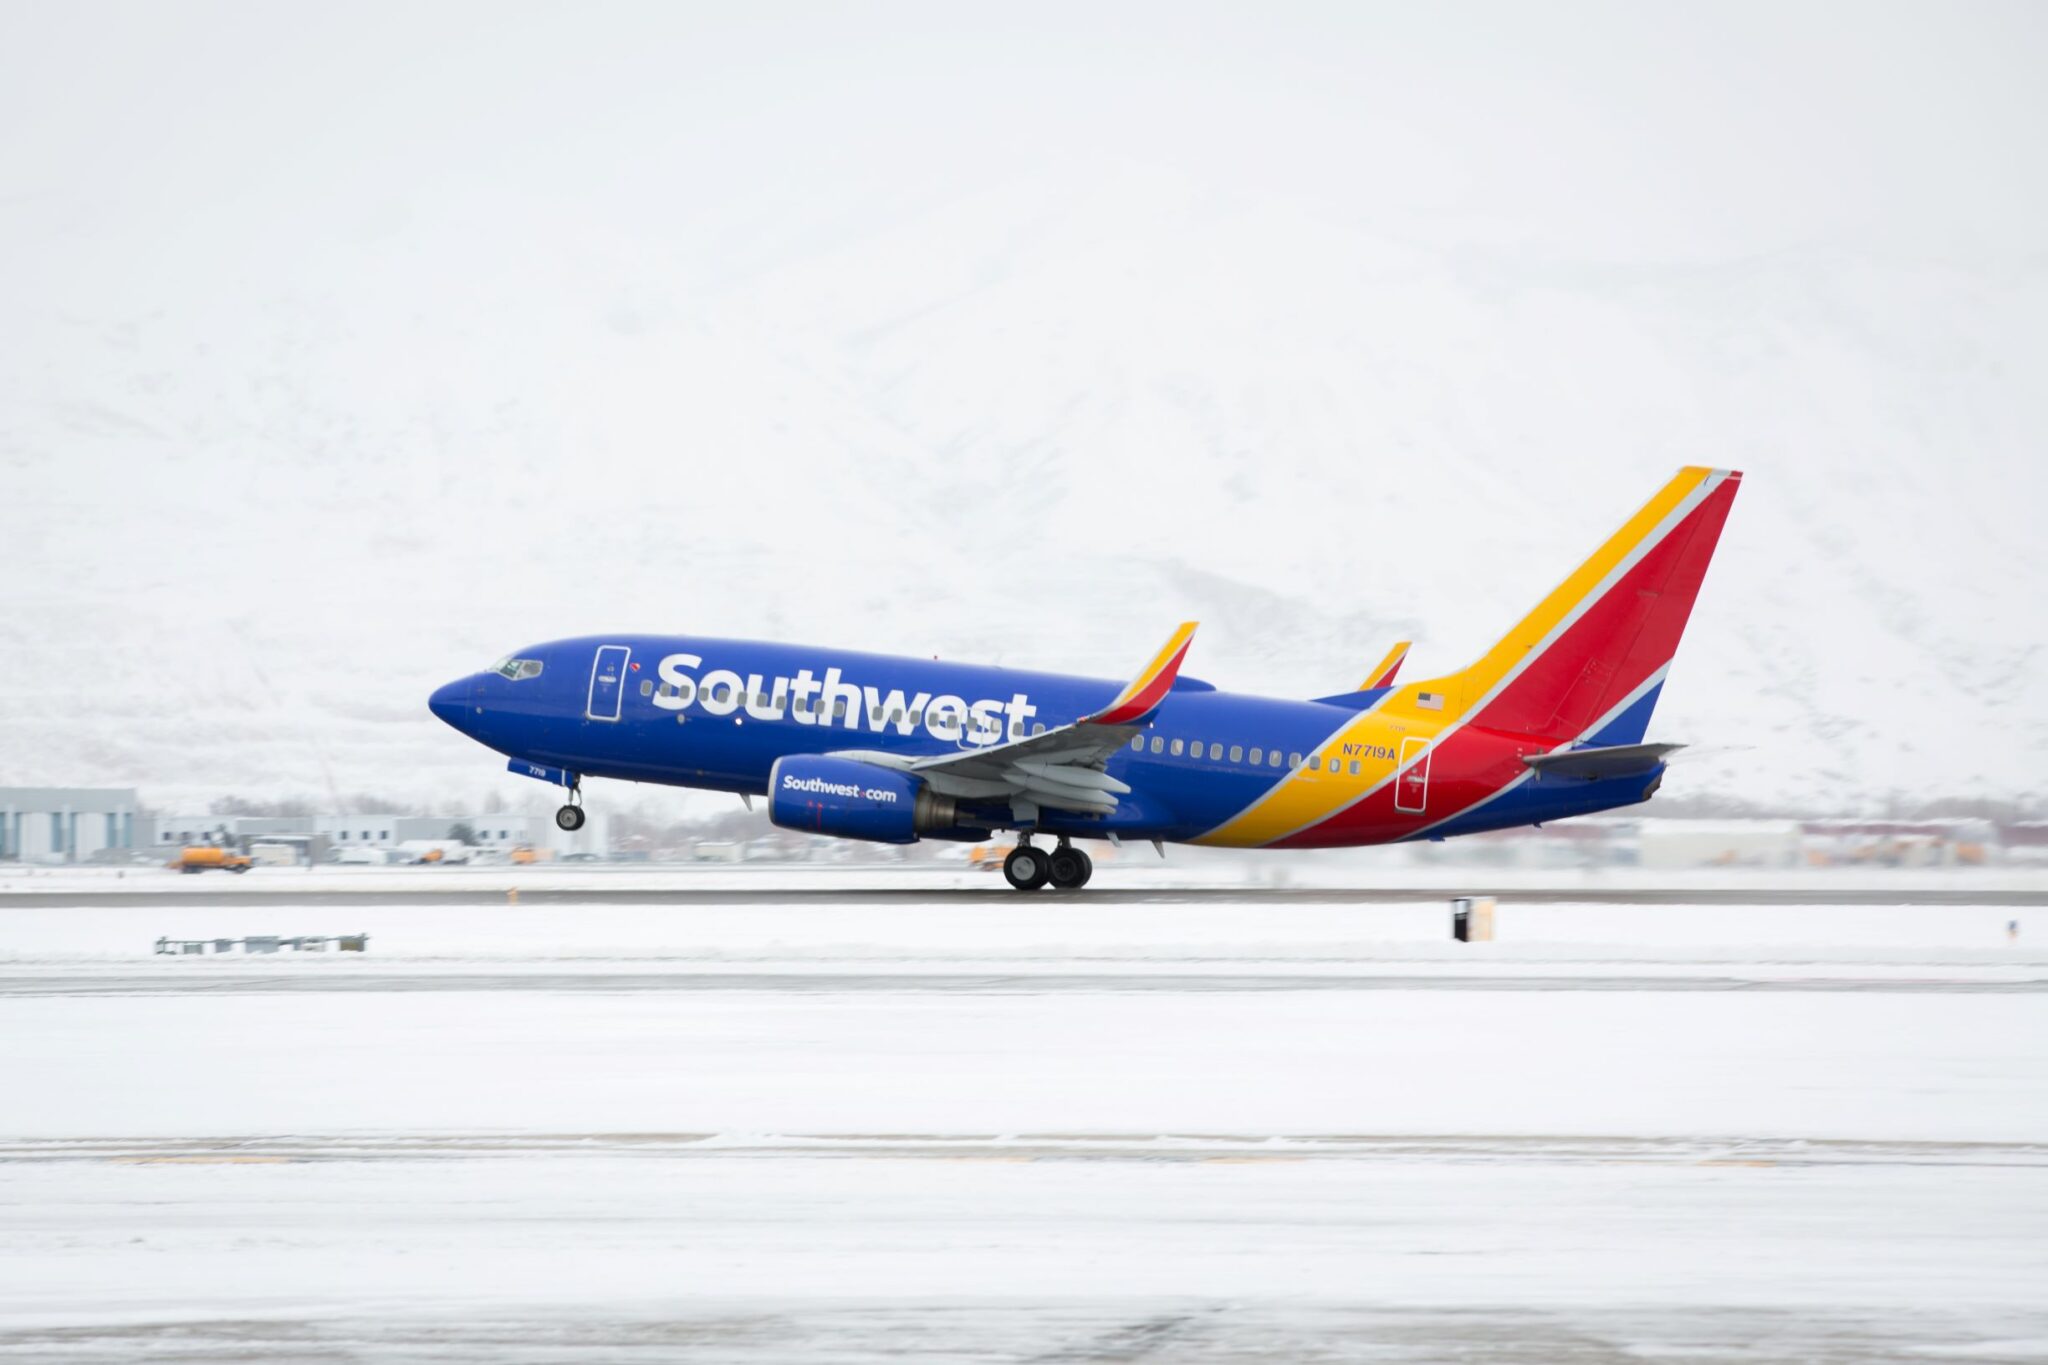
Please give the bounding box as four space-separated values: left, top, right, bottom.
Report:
1635 818 1804 870
0 787 143 864
144 809 609 859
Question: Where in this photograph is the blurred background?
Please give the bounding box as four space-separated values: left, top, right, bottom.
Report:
2 0 2044 850
6 11 2047 1362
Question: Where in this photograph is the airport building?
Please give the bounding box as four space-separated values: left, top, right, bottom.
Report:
142 810 607 860
0 787 143 864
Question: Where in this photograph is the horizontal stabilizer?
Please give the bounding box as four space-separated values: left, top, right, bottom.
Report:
1306 689 1390 711
1521 742 1683 781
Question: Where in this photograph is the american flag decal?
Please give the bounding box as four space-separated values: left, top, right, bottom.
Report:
1417 691 1445 711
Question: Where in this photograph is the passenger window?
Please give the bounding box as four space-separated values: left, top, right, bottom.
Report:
1150 737 1164 754
889 709 904 725
639 680 653 697
1033 723 1045 735
1170 738 1185 756
909 710 923 725
1349 760 1361 776
1270 750 1282 767
869 706 883 724
1289 752 1303 768
1308 755 1321 771
1131 736 1143 751
1249 747 1262 764
1229 745 1243 763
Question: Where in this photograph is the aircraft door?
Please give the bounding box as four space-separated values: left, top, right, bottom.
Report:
1394 736 1430 814
586 645 631 722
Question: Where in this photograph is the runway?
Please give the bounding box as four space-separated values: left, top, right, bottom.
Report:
4 968 2041 996
4 1143 2043 1363
2 887 2043 1362
9 882 2048 907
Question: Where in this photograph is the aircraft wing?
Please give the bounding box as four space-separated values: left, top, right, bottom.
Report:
833 623 1197 820
1361 640 1411 690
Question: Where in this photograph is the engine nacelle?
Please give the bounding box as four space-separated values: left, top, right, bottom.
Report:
767 755 959 845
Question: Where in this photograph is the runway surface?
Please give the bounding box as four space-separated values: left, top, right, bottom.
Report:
10 882 2048 906
4 967 2041 996
2 888 2043 1362
4 1144 2044 1363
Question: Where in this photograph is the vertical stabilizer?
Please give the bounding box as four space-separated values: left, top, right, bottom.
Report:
1401 467 1741 745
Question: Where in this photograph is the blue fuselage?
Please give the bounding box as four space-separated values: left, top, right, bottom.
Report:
430 634 1661 847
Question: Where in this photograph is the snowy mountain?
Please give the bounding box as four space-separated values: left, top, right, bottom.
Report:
3 8 2043 815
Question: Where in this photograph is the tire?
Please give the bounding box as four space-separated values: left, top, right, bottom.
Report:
1071 848 1094 888
1003 845 1050 891
555 805 586 832
230 864 249 874
1047 846 1088 890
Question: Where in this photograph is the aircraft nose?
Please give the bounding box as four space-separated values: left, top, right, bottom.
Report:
428 676 473 731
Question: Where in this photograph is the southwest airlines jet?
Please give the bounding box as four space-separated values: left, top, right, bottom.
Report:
429 467 1740 890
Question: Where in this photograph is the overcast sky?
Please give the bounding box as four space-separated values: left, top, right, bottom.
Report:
3 3 2044 810
4 1 2043 303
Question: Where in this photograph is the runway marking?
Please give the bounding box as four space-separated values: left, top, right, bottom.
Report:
2 970 2038 997
111 1155 292 1165
9 1133 2041 1169
7 884 2047 907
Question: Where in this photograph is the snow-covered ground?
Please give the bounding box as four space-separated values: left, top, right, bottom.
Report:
4 1154 2043 1363
8 860 2048 900
1 889 2043 1360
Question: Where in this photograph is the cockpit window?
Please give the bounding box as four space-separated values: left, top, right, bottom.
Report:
491 657 545 681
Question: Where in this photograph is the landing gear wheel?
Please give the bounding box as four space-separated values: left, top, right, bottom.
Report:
555 804 586 832
1048 846 1093 890
1003 844 1051 891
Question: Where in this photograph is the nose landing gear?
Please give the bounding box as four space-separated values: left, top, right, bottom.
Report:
555 783 587 832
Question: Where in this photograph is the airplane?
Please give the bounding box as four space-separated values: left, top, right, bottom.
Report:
429 466 1741 890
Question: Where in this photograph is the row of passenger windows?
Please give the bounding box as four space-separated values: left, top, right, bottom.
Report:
1129 734 1366 775
629 676 1366 772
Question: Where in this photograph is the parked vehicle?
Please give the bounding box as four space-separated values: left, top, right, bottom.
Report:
967 843 1015 871
332 846 395 866
168 846 252 875
397 840 473 865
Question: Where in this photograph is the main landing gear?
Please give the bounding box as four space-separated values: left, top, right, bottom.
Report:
1004 838 1093 891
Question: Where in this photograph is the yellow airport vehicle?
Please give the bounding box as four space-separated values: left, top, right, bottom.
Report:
168 846 253 875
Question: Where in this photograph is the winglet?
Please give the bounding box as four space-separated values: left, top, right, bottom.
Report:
1360 640 1411 691
1086 622 1199 726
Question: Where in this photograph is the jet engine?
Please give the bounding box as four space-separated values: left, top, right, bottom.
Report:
767 755 961 844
